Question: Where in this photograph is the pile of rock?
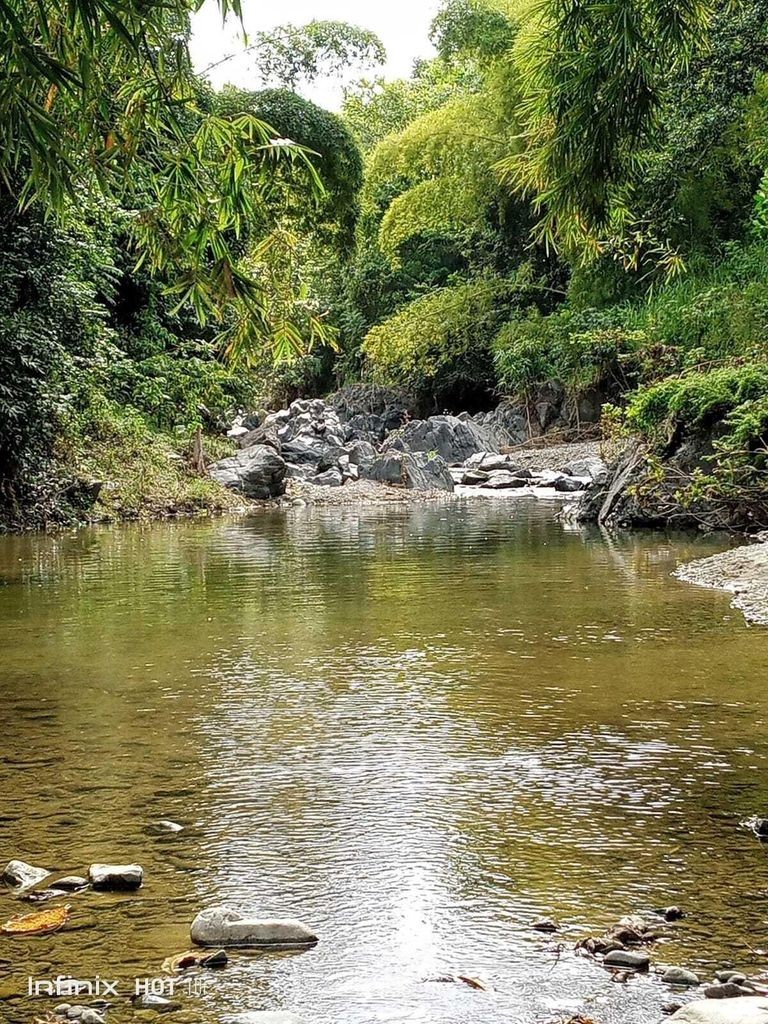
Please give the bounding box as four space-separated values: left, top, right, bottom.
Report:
452 452 608 495
212 397 609 502
212 403 476 498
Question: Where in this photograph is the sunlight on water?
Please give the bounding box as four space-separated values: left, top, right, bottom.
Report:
0 502 766 1023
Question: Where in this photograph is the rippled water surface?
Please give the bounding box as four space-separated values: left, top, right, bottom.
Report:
1 502 768 1024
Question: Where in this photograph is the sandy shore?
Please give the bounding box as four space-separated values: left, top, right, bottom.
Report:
675 536 768 626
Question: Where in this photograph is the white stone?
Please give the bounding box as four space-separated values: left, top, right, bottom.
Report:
191 906 317 948
88 863 143 891
669 999 768 1023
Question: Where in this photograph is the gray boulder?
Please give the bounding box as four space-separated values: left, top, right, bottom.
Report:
564 457 609 482
668 1000 768 1023
383 415 493 465
554 476 588 493
2 859 50 891
282 437 345 471
663 967 700 987
345 439 377 468
473 402 530 448
190 907 317 949
361 451 454 492
88 863 143 891
479 472 530 490
209 446 287 500
313 468 343 487
533 469 569 488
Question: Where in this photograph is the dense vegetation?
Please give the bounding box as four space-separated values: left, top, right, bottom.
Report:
2 0 768 529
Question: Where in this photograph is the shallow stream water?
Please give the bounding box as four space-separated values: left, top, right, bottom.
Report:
1 501 768 1024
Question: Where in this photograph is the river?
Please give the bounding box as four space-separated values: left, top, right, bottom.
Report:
1 501 767 1024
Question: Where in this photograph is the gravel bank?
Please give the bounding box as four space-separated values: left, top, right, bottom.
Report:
501 439 609 471
675 535 768 626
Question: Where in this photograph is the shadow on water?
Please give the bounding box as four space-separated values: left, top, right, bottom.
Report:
0 501 766 1023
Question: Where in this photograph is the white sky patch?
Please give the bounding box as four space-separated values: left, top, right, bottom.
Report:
189 0 441 111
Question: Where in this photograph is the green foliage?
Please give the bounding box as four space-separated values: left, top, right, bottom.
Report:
494 307 642 397
625 365 768 437
342 59 482 153
362 276 516 406
430 0 518 62
249 21 385 89
503 0 716 252
216 87 363 245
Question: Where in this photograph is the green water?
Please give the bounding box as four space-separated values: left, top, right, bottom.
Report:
0 501 767 1024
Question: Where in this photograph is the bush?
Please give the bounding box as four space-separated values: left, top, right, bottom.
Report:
493 306 644 398
625 364 768 438
362 276 515 410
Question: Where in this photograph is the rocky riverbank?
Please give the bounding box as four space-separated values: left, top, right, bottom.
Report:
674 534 768 626
211 391 609 507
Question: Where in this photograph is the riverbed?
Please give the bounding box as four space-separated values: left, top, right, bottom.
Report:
1 502 767 1024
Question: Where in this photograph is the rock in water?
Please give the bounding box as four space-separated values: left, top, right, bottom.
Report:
602 950 651 970
208 446 287 500
190 907 317 949
131 993 181 1012
88 863 143 891
1 860 50 891
49 876 89 891
663 967 700 986
669 999 768 1022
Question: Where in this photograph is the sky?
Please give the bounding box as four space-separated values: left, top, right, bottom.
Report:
189 0 442 110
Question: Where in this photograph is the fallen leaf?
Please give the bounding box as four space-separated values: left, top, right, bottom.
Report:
456 974 488 991
1 905 70 935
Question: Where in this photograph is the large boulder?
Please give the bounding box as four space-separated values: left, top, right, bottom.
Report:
282 436 345 471
668 999 768 1023
191 907 317 949
383 416 493 465
209 446 287 500
361 451 454 492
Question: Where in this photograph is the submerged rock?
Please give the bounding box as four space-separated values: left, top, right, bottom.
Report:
50 876 89 891
1 859 50 891
88 863 143 891
669 998 768 1022
190 907 318 949
131 992 181 1012
532 918 559 933
149 820 184 834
